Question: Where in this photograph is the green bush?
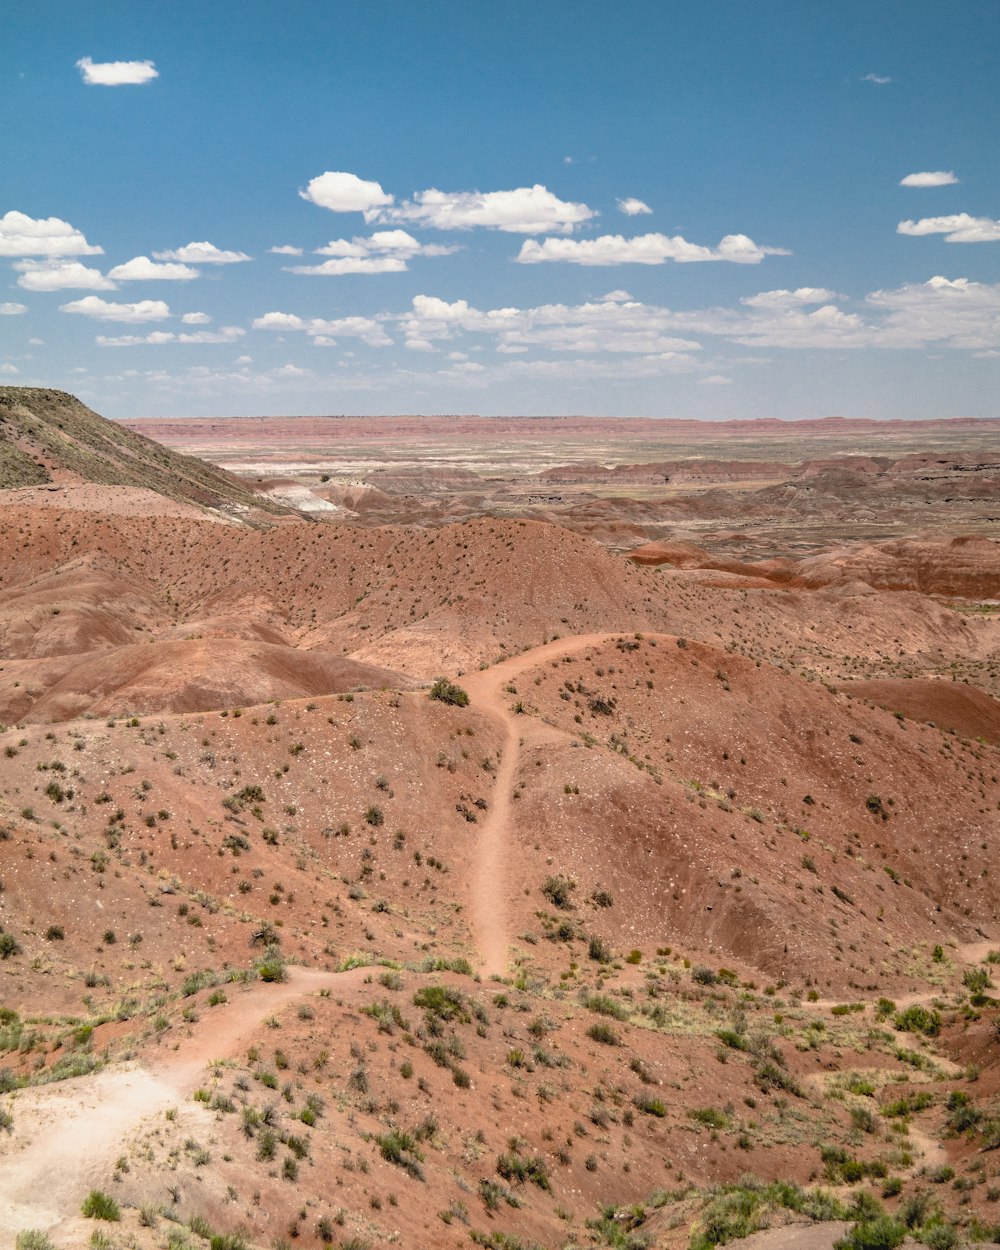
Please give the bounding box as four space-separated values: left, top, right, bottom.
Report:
81 1190 120 1221
429 678 470 707
15 1233 54 1250
834 1216 906 1250
894 1005 941 1037
585 1022 620 1046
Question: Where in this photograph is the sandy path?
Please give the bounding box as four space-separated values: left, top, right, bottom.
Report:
810 940 997 1013
0 967 370 1247
461 633 621 979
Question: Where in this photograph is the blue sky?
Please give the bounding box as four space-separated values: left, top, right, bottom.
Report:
2 1 999 419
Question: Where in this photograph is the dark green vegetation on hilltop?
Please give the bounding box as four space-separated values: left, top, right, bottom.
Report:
0 388 291 520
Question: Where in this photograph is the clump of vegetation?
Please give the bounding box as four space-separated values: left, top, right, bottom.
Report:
894 1005 941 1036
496 1148 551 1191
81 1190 121 1221
375 1128 425 1179
429 678 470 707
254 944 287 983
691 1177 848 1250
541 875 575 909
15 1233 55 1250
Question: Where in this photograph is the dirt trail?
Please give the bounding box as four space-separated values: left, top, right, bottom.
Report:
0 967 370 1248
811 940 997 1012
462 633 614 979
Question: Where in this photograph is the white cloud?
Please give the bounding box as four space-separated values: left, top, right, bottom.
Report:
0 210 102 257
617 197 652 216
602 289 634 302
862 73 892 84
300 171 394 213
96 326 245 346
153 241 252 264
251 311 305 331
107 255 199 281
286 229 457 276
181 311 211 324
401 292 702 356
741 287 842 309
900 171 958 188
864 275 1000 350
251 310 392 347
59 295 170 322
76 56 158 86
0 302 27 315
699 374 732 386
0 363 19 375
272 363 310 377
517 231 788 266
897 214 1000 243
14 260 116 291
373 184 595 234
284 256 409 276
269 245 304 255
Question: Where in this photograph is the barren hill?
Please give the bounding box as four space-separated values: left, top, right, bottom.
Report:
0 388 291 523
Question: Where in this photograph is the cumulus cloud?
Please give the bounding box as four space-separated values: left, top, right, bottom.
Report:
59 296 170 322
900 171 958 188
864 275 1000 350
741 287 842 309
373 184 595 234
76 56 158 86
251 310 392 346
96 327 245 346
181 311 211 324
517 231 788 265
897 214 1000 243
269 245 304 255
699 374 732 385
284 256 409 276
153 241 252 264
0 302 27 315
0 211 102 258
400 292 702 357
15 260 116 291
862 73 892 84
285 229 457 275
107 256 199 281
0 363 19 375
300 171 394 213
617 197 652 216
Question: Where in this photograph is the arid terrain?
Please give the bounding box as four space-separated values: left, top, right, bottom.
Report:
1 390 999 1250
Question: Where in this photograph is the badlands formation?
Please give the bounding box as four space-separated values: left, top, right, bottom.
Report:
0 388 999 1250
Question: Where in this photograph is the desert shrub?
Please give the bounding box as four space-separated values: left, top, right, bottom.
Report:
586 1022 620 1046
690 1107 730 1129
376 1129 425 1179
413 984 467 1022
496 1150 551 1191
15 1234 54 1250
587 934 612 962
0 930 21 959
834 1216 906 1250
541 875 575 909
81 1190 120 1221
254 944 286 983
429 678 470 707
894 1005 941 1036
633 1090 667 1117
582 993 630 1020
